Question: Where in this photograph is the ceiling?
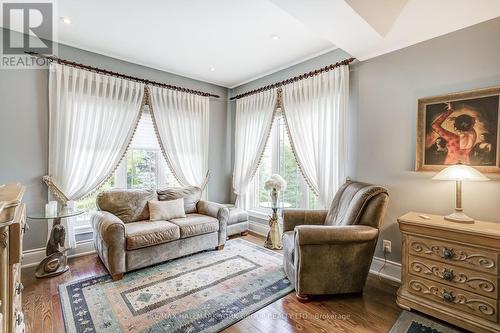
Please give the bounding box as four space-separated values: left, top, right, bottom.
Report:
3 0 500 88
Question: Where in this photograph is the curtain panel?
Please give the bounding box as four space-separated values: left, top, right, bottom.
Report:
148 86 210 191
48 63 144 247
233 90 277 209
282 65 349 207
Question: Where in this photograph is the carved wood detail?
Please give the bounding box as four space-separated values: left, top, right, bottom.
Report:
410 260 496 294
0 230 7 248
410 240 496 270
409 280 496 317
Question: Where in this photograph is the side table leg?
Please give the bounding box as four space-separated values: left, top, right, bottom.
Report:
35 217 70 278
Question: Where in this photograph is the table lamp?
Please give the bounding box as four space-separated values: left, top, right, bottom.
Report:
432 162 489 223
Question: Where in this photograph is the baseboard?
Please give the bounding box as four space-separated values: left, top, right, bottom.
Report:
248 221 269 237
21 240 96 268
369 256 401 283
249 221 401 283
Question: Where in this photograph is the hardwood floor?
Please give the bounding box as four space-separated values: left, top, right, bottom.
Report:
22 233 402 333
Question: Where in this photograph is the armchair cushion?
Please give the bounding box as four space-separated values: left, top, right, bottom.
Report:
169 213 219 238
282 209 328 232
282 231 295 263
325 181 388 226
294 225 379 245
157 186 201 214
97 189 157 223
125 220 180 250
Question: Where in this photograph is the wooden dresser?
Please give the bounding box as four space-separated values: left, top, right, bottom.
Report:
397 212 500 333
0 184 26 333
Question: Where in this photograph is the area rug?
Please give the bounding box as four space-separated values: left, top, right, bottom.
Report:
389 311 466 333
59 238 293 333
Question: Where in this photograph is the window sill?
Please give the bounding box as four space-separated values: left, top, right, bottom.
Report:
74 223 93 235
247 209 270 223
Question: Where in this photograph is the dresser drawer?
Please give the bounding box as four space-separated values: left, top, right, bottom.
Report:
9 263 23 312
408 236 498 275
409 256 498 298
408 275 498 323
9 204 26 265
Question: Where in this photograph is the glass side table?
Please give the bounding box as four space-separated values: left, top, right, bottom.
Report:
28 209 84 278
259 202 291 250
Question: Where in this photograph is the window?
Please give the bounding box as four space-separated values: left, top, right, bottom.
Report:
75 106 178 232
249 111 319 215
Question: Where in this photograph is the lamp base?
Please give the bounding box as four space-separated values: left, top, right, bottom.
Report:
444 211 475 223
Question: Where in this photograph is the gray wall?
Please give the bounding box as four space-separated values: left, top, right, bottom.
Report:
355 18 500 262
230 18 500 263
0 29 231 250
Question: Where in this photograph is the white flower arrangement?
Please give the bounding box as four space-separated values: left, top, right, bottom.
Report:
264 174 287 192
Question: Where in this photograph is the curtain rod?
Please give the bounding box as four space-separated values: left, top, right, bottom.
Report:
25 51 220 98
229 57 355 101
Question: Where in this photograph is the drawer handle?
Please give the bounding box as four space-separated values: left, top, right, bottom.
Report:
16 283 24 295
22 223 29 233
442 269 454 281
442 248 454 260
442 291 455 303
16 313 23 325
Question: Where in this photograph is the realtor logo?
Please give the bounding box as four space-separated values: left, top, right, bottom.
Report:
1 1 56 68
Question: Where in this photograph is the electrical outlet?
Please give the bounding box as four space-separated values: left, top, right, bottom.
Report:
383 240 391 254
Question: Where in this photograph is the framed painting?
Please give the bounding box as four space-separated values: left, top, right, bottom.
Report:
416 86 500 173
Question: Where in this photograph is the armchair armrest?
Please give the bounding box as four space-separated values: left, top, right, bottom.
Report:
283 209 328 232
295 225 379 245
197 200 229 246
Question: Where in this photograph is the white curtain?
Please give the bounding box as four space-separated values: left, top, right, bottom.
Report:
233 90 277 209
282 65 349 207
48 63 144 247
149 86 209 192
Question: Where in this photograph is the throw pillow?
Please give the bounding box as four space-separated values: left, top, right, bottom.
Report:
148 198 186 221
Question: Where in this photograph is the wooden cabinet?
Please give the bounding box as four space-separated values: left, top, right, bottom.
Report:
0 184 26 333
397 212 500 333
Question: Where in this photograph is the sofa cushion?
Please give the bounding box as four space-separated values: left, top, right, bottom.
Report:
125 220 180 250
169 213 219 238
97 189 157 223
227 207 248 225
157 186 201 214
282 231 295 264
148 199 186 221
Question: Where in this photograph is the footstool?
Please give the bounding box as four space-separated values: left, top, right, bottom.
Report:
225 206 249 237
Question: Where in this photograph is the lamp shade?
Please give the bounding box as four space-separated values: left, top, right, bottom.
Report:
432 164 490 181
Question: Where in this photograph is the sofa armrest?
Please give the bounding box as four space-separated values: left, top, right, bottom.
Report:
295 225 379 245
282 209 328 232
91 211 126 245
197 200 229 246
91 211 126 277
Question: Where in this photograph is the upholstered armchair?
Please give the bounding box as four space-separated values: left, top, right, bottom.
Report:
282 181 388 301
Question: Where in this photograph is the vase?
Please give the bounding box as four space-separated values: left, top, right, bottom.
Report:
270 188 279 208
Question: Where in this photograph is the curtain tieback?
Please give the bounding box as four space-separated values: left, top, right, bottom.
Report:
199 170 210 191
42 175 69 205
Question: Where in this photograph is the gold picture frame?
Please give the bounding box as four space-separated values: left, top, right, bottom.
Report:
416 86 500 173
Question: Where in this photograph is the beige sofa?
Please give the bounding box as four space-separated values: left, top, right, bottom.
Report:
282 181 388 301
91 186 229 280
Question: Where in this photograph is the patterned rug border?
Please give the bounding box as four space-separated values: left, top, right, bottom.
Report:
58 238 292 333
389 311 466 333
